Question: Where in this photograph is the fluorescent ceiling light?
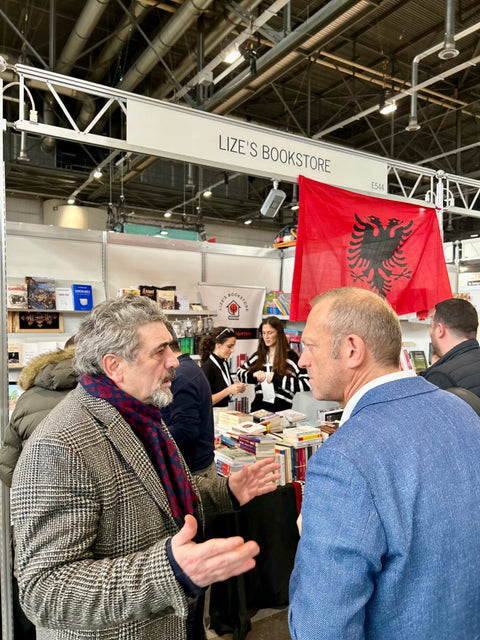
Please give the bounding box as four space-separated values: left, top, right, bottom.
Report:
224 45 241 65
379 90 397 115
380 101 397 115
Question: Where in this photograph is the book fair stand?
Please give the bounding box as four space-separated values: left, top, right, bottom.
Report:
2 62 480 639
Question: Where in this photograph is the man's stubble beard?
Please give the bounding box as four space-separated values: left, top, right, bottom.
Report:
151 367 176 408
151 387 173 408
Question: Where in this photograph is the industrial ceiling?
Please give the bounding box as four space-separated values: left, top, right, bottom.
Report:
1 0 480 241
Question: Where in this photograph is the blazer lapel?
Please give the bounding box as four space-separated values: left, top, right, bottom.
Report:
95 405 176 520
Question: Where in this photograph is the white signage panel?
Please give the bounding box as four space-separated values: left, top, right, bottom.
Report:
127 100 387 193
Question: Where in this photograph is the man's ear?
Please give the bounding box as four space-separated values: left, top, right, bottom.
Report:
434 322 447 339
102 353 124 384
343 334 366 369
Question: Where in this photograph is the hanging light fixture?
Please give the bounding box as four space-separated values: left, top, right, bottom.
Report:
224 44 241 65
290 183 299 210
379 89 397 115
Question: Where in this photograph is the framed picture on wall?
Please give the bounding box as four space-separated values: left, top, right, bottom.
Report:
13 311 64 333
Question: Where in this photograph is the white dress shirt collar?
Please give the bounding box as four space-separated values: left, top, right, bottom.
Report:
340 370 416 426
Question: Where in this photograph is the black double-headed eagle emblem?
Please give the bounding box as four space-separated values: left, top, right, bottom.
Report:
347 214 413 297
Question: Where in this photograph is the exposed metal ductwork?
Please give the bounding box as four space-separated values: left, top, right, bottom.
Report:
116 0 215 93
439 0 460 61
199 0 374 114
56 0 113 75
76 1 152 129
2 0 480 242
152 0 264 100
406 17 480 132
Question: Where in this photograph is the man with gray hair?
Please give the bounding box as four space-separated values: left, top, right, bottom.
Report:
11 294 279 640
289 287 480 640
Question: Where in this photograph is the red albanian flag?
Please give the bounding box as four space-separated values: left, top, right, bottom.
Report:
290 176 452 321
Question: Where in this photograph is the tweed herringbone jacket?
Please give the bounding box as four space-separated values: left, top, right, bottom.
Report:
11 385 233 639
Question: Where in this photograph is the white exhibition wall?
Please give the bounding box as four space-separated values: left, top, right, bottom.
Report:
7 221 474 416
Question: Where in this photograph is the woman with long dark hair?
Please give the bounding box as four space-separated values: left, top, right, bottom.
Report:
200 326 247 407
236 316 310 412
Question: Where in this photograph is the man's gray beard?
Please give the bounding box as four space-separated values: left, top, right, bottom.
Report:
151 387 173 408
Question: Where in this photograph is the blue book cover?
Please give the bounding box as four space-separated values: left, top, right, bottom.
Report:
71 284 93 310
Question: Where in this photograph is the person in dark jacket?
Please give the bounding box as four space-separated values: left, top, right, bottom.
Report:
421 298 480 397
200 327 247 407
0 339 77 487
161 330 216 479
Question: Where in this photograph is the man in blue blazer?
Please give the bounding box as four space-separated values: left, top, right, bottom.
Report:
289 287 480 640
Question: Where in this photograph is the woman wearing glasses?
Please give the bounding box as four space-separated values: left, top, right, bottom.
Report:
200 326 247 407
237 316 310 412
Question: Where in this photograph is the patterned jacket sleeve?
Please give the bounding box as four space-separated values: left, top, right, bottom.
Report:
11 435 188 630
236 353 258 384
272 350 311 394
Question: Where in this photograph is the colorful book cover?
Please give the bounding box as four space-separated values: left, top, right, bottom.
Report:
156 287 176 310
25 276 56 310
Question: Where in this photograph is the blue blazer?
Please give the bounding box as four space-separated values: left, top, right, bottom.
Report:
289 376 480 639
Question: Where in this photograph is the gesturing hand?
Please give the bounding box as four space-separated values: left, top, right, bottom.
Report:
170 515 260 588
228 458 280 506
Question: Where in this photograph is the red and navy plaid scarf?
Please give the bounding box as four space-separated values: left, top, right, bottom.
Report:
80 373 197 524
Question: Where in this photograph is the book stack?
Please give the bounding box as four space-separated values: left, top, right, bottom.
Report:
281 425 324 482
214 447 256 477
284 328 302 355
251 409 282 433
274 443 294 485
282 425 323 448
233 396 250 414
237 434 277 461
276 409 307 428
263 290 290 316
230 422 267 435
216 410 252 432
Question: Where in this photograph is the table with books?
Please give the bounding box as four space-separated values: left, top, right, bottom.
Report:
208 408 340 639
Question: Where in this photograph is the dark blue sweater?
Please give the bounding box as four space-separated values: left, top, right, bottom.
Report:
162 354 215 473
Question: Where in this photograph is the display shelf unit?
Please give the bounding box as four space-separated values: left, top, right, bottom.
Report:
164 310 217 317
7 308 90 314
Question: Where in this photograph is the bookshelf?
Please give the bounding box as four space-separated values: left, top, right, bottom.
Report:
164 310 217 317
